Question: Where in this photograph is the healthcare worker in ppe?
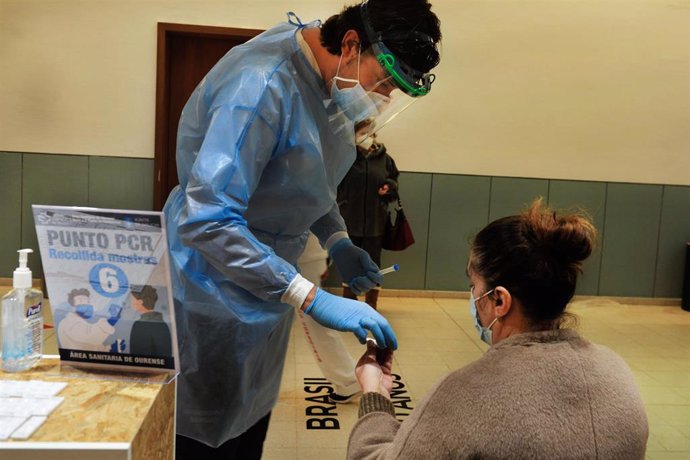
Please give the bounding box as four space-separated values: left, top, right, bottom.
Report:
164 1 442 458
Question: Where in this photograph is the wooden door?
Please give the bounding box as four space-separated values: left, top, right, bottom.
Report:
154 23 263 210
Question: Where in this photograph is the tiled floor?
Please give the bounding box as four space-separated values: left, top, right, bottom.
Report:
8 288 690 459
264 295 690 460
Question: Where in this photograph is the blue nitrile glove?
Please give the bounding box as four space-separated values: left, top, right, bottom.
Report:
305 288 398 350
109 339 126 353
329 238 383 295
107 304 123 326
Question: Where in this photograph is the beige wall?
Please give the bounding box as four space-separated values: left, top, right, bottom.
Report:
1 0 688 185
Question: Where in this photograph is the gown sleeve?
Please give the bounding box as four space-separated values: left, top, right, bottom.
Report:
176 101 300 302
310 200 348 249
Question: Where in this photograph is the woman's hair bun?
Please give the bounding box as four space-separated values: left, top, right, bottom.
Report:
521 198 597 269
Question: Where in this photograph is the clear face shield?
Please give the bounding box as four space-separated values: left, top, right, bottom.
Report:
328 70 421 144
351 82 427 143
329 0 438 144
326 54 435 144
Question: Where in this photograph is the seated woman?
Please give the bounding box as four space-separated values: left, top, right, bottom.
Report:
348 199 648 459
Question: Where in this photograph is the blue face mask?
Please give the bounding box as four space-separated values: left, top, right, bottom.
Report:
75 304 94 319
330 52 380 123
469 288 497 345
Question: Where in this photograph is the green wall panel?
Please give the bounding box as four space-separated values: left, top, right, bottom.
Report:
489 177 549 221
381 173 432 290
21 154 90 278
654 186 690 297
599 183 663 297
547 180 607 295
0 153 23 277
89 157 154 211
4 152 689 300
426 174 491 291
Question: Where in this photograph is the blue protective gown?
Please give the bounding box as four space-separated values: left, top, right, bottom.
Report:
164 20 357 447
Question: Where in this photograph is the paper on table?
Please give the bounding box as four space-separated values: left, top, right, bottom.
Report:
0 397 64 416
11 416 48 439
0 416 26 440
0 380 67 398
0 379 67 440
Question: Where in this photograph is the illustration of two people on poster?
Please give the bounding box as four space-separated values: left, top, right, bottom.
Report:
56 284 172 357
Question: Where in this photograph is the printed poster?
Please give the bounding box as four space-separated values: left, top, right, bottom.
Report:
32 205 179 375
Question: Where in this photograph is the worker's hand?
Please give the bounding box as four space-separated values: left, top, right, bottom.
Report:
329 239 383 295
107 304 123 326
306 288 397 350
355 339 394 398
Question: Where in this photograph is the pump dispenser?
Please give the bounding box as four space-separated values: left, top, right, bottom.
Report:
14 249 33 289
1 248 44 371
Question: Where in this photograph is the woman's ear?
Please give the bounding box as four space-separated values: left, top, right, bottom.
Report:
493 286 512 318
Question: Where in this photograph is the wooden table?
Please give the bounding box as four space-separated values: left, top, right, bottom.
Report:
0 357 175 460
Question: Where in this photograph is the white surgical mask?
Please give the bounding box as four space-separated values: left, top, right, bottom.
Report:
469 288 498 345
357 136 374 150
330 51 381 122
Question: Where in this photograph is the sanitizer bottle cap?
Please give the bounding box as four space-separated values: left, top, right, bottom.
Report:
13 248 33 289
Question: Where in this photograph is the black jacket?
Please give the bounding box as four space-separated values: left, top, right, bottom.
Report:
337 143 399 238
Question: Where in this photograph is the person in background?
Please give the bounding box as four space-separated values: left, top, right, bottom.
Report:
163 0 442 457
129 285 172 357
348 199 649 459
338 125 400 309
296 233 361 404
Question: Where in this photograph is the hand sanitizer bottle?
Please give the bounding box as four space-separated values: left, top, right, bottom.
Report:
1 249 44 372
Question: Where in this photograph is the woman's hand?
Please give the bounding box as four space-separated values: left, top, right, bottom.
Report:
355 339 394 398
379 180 398 200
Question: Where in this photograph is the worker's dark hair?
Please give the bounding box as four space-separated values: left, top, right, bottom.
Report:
469 199 596 328
67 288 90 306
320 0 441 73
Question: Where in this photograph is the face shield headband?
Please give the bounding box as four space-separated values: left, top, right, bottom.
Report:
360 1 436 97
